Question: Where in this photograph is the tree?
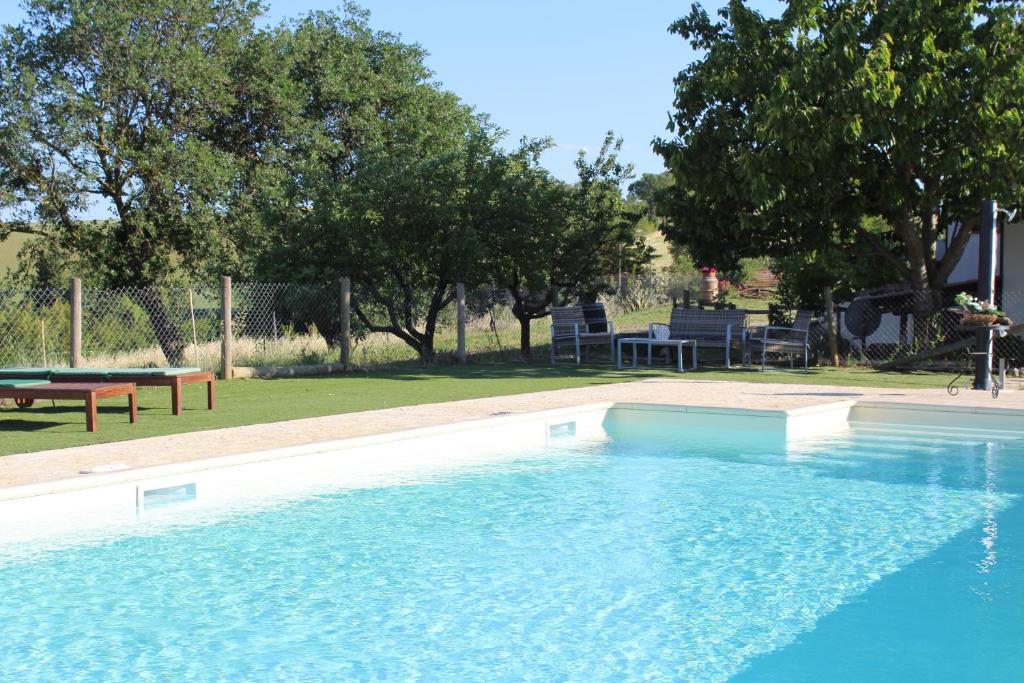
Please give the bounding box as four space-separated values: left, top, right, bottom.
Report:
559 134 652 303
339 118 498 362
0 0 264 362
483 133 652 358
250 8 496 362
477 138 565 358
772 218 902 310
656 0 1024 335
627 172 674 223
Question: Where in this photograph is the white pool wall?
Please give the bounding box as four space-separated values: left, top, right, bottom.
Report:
3 398 1024 551
851 401 1024 435
0 404 613 547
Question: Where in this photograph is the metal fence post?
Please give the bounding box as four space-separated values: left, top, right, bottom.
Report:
340 276 351 369
975 200 998 390
456 282 467 363
823 286 839 367
220 275 233 380
70 277 82 367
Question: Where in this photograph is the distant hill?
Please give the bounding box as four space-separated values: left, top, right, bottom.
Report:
0 233 33 276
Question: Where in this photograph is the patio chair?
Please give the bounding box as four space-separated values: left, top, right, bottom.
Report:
0 379 137 432
550 306 615 364
750 310 814 371
0 367 214 416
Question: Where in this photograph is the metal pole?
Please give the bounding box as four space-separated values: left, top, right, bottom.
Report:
70 277 82 367
220 275 233 381
974 200 998 390
456 282 467 363
339 277 351 369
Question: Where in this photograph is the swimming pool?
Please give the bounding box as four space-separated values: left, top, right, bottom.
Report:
0 404 1021 681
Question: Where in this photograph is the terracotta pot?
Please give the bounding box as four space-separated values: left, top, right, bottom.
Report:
962 313 1000 326
699 272 719 305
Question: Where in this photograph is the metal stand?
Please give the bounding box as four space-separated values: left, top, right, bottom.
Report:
949 352 1006 398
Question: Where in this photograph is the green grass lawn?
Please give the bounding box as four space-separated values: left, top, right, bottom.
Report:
0 360 954 456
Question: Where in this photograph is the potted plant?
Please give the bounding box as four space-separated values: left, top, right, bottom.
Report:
954 292 1012 327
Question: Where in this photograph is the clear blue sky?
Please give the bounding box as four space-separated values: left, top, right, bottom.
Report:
0 0 782 185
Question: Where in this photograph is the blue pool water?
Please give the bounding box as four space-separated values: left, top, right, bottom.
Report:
0 414 1022 681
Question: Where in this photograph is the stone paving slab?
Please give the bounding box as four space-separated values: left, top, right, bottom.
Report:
0 378 1020 490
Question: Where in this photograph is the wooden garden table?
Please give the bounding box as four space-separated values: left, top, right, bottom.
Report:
0 382 137 433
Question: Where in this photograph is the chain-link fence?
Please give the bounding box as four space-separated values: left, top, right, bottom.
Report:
827 288 1024 371
80 285 223 370
1 277 1021 373
0 287 69 368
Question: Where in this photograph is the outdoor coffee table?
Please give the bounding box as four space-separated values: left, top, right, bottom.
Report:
0 382 137 433
617 337 698 372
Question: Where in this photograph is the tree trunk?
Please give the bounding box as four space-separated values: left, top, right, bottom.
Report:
419 336 435 364
130 288 186 366
910 287 942 350
510 288 547 361
517 312 531 360
894 213 941 349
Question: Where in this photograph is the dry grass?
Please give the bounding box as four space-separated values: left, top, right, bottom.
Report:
68 303 681 370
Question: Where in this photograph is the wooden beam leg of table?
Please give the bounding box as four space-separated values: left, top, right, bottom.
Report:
207 379 216 410
171 379 183 416
129 390 138 423
85 393 98 432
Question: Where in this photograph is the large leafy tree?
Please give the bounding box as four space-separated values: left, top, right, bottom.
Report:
0 0 265 362
252 8 494 362
656 0 1024 328
482 133 652 359
476 138 565 359
339 118 498 362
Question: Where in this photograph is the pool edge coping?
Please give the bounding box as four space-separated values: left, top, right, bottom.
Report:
0 402 616 503
4 397 1024 504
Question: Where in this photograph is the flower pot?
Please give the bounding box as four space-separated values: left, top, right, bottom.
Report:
962 313 1000 326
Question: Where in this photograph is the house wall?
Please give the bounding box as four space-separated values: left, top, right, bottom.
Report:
942 233 987 285
839 311 910 348
1002 221 1024 322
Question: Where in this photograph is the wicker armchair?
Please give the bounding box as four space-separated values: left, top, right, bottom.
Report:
550 305 615 364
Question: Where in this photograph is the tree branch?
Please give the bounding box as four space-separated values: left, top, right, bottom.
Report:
351 301 421 351
0 219 47 237
934 215 979 286
852 223 912 281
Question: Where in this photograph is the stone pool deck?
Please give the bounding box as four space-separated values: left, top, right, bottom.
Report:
1 378 1022 491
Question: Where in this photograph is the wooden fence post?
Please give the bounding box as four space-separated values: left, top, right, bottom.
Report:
456 282 467 363
339 276 351 369
70 277 82 367
220 275 233 380
824 286 840 367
